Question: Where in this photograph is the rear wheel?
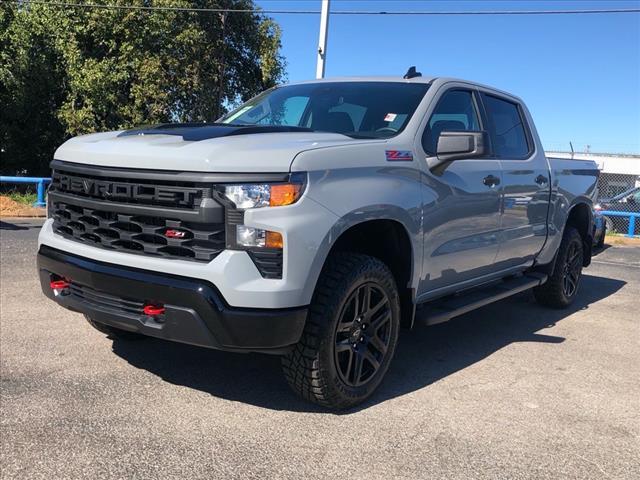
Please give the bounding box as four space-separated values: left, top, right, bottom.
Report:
596 223 606 248
282 253 400 409
84 315 145 340
534 226 584 308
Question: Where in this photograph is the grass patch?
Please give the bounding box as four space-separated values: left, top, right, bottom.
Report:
604 233 640 246
5 190 37 206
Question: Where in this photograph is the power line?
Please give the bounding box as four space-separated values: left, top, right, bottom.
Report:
2 1 639 16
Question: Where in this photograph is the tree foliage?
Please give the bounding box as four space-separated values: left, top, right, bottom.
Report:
0 1 286 175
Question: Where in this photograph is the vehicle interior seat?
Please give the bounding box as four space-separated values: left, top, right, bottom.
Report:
312 112 355 134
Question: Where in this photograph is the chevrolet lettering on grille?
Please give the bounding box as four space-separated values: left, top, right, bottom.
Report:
53 172 202 207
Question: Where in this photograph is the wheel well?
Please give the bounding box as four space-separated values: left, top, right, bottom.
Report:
566 202 592 266
328 220 415 328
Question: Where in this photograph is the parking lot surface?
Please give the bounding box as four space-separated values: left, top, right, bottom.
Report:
1 218 639 479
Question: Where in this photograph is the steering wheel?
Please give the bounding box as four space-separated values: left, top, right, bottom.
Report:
375 127 398 134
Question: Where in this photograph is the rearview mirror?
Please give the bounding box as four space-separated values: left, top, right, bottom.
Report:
428 131 488 172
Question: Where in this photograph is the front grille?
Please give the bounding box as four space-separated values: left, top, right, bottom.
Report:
50 165 226 262
69 281 144 316
51 170 211 209
52 202 225 262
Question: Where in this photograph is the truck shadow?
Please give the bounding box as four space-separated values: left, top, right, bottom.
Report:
111 273 625 413
0 219 44 230
0 220 30 230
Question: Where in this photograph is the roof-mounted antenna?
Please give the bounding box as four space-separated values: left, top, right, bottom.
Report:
403 66 422 79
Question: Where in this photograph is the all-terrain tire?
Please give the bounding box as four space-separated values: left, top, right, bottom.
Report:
534 226 584 309
596 224 606 248
281 253 401 410
84 315 145 340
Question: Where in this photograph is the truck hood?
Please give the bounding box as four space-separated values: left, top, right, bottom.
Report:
54 126 379 173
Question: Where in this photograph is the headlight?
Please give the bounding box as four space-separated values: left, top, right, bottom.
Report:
224 184 271 209
223 173 306 209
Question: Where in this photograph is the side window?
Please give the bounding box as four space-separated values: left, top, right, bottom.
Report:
281 96 310 125
481 94 531 158
422 90 480 156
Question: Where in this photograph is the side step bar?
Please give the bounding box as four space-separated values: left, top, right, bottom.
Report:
415 273 548 326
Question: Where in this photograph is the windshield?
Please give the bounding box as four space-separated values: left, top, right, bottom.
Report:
219 82 430 139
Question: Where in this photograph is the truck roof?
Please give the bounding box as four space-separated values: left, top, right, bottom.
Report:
284 75 522 102
287 75 437 85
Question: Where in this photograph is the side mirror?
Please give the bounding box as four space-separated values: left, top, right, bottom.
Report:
428 131 488 172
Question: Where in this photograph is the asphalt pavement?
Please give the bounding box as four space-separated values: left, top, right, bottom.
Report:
1 218 638 479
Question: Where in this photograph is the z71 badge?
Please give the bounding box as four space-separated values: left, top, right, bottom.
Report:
385 150 413 162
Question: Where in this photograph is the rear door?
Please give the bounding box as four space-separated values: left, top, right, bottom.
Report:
479 92 550 268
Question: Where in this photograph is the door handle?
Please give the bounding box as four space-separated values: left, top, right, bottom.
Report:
483 175 500 187
535 174 548 185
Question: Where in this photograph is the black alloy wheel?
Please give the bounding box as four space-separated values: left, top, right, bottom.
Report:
562 241 582 298
534 226 584 309
334 282 392 387
282 253 401 409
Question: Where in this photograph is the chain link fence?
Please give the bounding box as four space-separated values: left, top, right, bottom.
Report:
596 172 640 236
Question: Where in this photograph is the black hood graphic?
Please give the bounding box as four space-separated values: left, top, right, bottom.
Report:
117 123 313 142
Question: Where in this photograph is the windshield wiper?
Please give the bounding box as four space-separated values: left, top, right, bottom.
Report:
342 133 378 139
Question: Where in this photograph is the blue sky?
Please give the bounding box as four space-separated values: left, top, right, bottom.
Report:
255 0 640 154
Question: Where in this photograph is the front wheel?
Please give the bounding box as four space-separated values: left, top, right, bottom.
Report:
534 226 584 308
282 253 401 409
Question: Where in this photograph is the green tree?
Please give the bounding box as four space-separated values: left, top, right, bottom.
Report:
0 1 286 176
0 4 69 175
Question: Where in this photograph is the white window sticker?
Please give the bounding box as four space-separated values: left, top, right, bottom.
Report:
384 113 397 122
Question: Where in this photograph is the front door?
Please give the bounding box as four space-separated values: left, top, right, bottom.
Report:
416 88 503 300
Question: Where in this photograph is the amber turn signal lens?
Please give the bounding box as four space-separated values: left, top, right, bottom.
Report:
270 183 302 207
266 231 283 249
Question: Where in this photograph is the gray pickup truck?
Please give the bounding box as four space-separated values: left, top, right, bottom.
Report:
38 73 598 408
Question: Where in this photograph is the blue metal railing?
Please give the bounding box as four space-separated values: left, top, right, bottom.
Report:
600 210 640 238
0 177 51 207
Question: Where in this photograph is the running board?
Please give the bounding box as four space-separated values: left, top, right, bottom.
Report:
415 273 548 326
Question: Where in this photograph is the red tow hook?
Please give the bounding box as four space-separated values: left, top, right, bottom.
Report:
143 304 165 316
50 279 70 289
50 279 71 296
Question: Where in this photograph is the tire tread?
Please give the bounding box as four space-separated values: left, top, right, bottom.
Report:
534 226 583 309
281 252 399 409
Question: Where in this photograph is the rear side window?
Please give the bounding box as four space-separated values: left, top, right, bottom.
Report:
481 94 531 158
422 90 480 155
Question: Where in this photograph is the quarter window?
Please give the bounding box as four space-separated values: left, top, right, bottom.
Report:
422 90 480 156
481 94 530 158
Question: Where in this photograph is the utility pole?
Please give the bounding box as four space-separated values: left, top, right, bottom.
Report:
216 12 227 119
316 0 331 79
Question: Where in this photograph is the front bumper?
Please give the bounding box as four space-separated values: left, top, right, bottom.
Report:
38 245 307 354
